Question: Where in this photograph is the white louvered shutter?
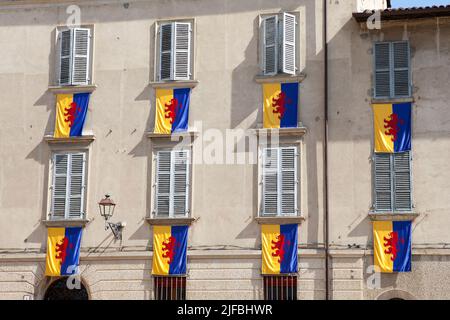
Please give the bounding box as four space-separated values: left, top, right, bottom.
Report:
374 42 391 98
262 148 279 215
52 154 69 219
393 41 411 97
393 151 412 211
374 153 393 212
173 22 191 80
262 16 278 75
280 147 297 215
59 29 73 86
159 23 173 81
68 153 86 218
156 151 171 216
173 150 189 216
280 13 296 75
71 28 91 85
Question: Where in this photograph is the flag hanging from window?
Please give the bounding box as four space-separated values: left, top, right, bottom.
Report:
45 227 83 276
373 103 411 153
54 93 90 138
261 224 298 275
154 88 190 134
263 83 298 129
152 225 188 275
373 221 412 273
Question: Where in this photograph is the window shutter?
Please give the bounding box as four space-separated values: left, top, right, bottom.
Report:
393 151 412 211
159 23 173 81
156 151 171 216
71 28 91 85
374 42 391 98
68 153 85 219
280 147 297 215
173 150 189 216
262 148 279 215
52 154 69 219
393 41 410 97
173 22 191 80
262 16 278 75
280 13 296 75
374 153 393 212
59 29 73 86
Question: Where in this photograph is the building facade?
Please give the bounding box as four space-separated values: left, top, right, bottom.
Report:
0 0 449 300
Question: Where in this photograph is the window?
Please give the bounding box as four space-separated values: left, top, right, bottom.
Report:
57 27 92 86
263 275 297 300
374 41 411 99
261 12 297 76
374 151 412 212
262 147 298 216
155 149 190 217
50 152 87 220
158 22 192 81
154 276 186 300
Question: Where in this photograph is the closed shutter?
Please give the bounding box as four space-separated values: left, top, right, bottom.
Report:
280 13 296 75
280 147 297 215
374 42 391 98
68 153 86 218
71 28 91 85
156 150 190 217
173 150 189 216
262 148 279 215
159 23 173 81
173 22 191 80
52 154 69 218
262 16 278 75
374 153 393 212
393 41 411 97
59 29 72 86
156 151 171 216
393 151 412 211
51 153 86 220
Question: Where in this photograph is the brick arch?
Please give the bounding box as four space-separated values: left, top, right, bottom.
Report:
376 289 416 300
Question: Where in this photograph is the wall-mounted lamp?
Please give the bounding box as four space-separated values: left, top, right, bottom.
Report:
98 194 125 240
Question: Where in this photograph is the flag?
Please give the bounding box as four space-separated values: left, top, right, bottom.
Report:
263 82 298 129
45 227 83 276
373 221 412 273
373 103 411 153
154 88 190 134
152 225 188 275
54 93 90 138
261 224 298 275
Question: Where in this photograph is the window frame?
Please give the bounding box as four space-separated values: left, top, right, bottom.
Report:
154 19 195 82
372 151 413 213
153 276 187 300
263 275 298 301
49 151 88 220
373 41 412 99
55 25 94 87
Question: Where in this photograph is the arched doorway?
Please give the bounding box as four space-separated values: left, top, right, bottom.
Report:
376 289 416 300
44 277 89 300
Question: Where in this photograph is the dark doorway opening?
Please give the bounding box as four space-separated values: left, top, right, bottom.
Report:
44 277 89 300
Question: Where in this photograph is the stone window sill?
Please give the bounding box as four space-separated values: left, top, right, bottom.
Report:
42 219 90 227
145 217 197 226
149 80 199 89
146 131 199 140
250 127 307 137
44 135 96 144
48 84 97 94
372 97 414 104
255 216 305 225
254 73 306 84
369 212 419 221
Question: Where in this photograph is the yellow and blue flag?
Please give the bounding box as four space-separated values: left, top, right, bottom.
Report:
45 227 83 276
262 224 298 275
373 221 412 273
373 103 411 153
154 88 190 134
54 93 90 138
263 83 299 129
152 225 188 275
